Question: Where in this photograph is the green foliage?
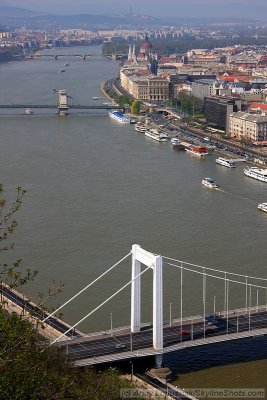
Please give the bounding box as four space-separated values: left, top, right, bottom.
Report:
102 40 128 56
130 100 141 115
118 95 132 107
0 185 137 399
0 185 37 287
177 91 203 115
0 308 133 399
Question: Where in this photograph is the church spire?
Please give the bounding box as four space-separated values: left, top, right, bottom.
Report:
128 44 132 61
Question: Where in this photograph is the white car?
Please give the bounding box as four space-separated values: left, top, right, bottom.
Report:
115 343 126 350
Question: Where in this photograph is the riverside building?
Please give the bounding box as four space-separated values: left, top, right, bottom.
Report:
229 111 267 145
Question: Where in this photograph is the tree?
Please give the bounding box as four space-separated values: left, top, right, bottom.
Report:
0 185 37 288
118 95 132 107
130 100 141 115
0 186 138 399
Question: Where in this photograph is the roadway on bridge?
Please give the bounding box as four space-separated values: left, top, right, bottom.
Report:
63 309 267 362
1 285 80 338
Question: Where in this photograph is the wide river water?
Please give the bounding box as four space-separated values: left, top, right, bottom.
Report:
1 45 267 392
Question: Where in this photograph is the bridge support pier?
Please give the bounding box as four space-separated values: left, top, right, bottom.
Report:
58 90 69 116
153 255 163 351
131 245 141 333
131 244 163 351
155 354 163 368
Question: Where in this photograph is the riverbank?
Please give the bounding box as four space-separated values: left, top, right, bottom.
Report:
102 76 267 166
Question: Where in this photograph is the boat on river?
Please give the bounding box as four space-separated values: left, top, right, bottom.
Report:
135 124 146 133
202 177 218 189
171 138 185 150
186 145 209 157
216 157 236 168
109 110 131 124
258 203 267 213
244 166 267 183
145 128 168 142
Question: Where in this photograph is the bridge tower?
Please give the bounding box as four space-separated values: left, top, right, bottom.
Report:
131 244 163 353
58 90 69 116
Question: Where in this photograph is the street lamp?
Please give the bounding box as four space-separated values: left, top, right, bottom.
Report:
130 361 134 381
130 332 133 352
213 296 216 315
169 302 172 327
256 290 259 313
110 312 113 336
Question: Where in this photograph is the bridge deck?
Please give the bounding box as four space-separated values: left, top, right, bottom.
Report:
57 306 267 366
0 104 120 110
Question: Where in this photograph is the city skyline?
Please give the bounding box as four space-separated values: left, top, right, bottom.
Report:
1 0 267 19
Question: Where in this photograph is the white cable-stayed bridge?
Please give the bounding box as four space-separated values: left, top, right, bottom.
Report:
26 244 267 369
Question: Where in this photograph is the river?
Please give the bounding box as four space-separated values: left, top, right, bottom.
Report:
0 45 266 393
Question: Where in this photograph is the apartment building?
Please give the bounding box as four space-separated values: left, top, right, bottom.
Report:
204 96 241 132
229 111 267 145
191 79 214 99
120 69 169 101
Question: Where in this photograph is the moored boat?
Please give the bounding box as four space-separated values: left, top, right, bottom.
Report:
186 145 209 156
135 124 146 133
244 166 267 183
25 108 33 115
109 110 131 124
171 137 180 145
145 128 168 142
171 138 185 150
216 157 236 168
258 202 267 213
202 177 218 189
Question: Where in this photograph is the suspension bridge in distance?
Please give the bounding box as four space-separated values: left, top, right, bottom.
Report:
0 90 122 116
27 54 92 60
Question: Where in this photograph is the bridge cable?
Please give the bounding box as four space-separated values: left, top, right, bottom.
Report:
162 255 267 282
49 263 152 346
203 267 206 338
166 261 267 290
42 251 131 324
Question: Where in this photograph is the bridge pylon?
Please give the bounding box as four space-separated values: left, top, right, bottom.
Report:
131 244 163 351
58 90 69 116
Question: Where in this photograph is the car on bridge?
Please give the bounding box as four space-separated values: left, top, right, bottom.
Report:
178 329 190 336
205 324 220 335
205 313 224 326
115 343 126 350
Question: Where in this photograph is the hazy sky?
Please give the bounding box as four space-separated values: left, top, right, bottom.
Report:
2 0 267 18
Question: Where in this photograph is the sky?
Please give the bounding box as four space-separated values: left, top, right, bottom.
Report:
1 0 267 19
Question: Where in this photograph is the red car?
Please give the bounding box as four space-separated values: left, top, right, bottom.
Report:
178 329 190 336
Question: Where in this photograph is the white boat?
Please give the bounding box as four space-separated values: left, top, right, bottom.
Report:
108 110 131 124
171 138 181 145
25 108 33 115
92 96 98 100
258 203 267 213
202 177 218 189
135 124 146 133
145 128 168 142
244 166 267 183
216 157 236 168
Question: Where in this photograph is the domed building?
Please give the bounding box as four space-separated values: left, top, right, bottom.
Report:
128 36 158 63
140 36 153 54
